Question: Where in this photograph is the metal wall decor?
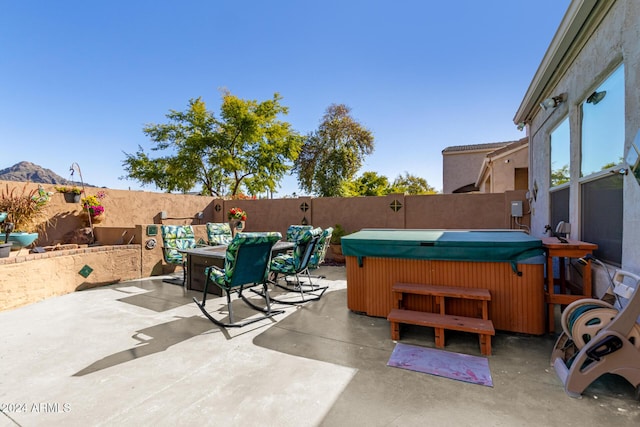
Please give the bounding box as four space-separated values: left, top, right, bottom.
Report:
390 200 403 212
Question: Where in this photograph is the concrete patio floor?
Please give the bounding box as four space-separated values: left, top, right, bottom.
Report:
1 266 639 426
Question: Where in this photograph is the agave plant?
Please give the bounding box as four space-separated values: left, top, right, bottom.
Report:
0 183 51 232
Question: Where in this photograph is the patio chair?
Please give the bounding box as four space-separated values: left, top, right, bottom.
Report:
160 225 197 287
286 224 313 242
308 226 333 275
262 227 327 304
193 232 285 328
206 222 233 246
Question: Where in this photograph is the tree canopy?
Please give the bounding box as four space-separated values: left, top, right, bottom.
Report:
551 164 569 187
389 172 437 195
122 91 302 197
294 104 374 197
345 171 437 196
346 171 390 196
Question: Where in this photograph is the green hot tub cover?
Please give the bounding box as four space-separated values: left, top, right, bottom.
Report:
341 229 544 268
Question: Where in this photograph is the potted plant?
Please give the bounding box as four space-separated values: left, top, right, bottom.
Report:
0 212 10 257
0 183 51 249
330 224 348 255
80 191 106 224
54 185 83 203
227 207 247 237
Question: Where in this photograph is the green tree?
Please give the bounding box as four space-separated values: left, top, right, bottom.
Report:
295 104 374 197
122 92 302 197
551 164 569 187
347 171 390 196
389 172 437 195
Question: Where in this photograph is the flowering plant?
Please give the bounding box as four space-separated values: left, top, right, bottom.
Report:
54 186 83 195
227 207 247 221
81 190 106 217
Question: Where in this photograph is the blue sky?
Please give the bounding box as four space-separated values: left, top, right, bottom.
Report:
0 0 571 196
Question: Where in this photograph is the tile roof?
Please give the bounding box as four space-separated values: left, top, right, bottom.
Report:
441 141 512 154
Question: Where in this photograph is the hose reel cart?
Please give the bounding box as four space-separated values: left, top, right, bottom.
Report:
550 270 640 399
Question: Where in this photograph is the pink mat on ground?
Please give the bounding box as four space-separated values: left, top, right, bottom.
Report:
387 343 493 387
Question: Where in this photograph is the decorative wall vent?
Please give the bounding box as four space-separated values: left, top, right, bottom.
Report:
390 200 403 212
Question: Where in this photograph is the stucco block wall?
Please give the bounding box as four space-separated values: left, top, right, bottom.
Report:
0 245 140 311
442 151 489 194
0 178 532 310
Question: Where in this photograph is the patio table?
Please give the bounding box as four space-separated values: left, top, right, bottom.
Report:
182 241 294 295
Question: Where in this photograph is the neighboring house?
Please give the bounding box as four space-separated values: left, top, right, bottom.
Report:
442 139 528 194
514 0 640 284
475 138 529 193
441 142 508 193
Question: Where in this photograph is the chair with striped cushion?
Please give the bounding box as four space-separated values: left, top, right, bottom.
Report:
160 225 197 287
206 222 233 246
308 227 333 271
193 232 284 327
266 227 328 303
286 225 313 242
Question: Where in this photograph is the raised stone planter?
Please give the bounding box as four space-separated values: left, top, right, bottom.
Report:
0 244 142 311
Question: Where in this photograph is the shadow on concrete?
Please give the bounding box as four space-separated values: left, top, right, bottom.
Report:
73 315 214 376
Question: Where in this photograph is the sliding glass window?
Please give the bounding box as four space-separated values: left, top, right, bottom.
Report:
580 64 624 265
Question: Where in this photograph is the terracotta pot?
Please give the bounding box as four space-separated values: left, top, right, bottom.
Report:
79 211 105 226
332 243 343 255
91 213 105 224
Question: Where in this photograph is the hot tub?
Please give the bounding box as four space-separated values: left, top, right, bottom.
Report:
341 229 546 335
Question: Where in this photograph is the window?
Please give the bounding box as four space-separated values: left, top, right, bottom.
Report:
550 117 570 187
581 64 625 176
581 174 623 265
550 186 569 231
550 117 570 234
579 63 624 265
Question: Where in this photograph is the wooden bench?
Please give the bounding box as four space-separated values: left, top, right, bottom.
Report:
388 283 495 355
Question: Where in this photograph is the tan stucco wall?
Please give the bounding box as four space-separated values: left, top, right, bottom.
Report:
525 0 640 289
0 245 140 311
0 178 532 310
481 145 529 193
442 149 493 194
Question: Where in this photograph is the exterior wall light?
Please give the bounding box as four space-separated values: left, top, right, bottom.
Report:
540 94 566 111
586 90 606 105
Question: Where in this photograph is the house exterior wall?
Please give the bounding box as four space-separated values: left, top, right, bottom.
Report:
524 0 640 290
478 145 529 194
442 150 492 193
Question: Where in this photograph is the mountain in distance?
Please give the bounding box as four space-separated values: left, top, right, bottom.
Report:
0 161 94 187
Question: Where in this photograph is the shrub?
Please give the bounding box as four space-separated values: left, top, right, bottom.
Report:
0 183 51 232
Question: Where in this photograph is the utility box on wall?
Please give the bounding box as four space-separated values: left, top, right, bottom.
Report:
511 201 523 218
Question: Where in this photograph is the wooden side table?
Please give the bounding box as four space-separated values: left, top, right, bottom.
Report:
542 237 598 333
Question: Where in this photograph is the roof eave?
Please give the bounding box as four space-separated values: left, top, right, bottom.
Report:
513 0 602 125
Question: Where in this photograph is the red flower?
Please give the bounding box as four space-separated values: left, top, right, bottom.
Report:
228 207 247 221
